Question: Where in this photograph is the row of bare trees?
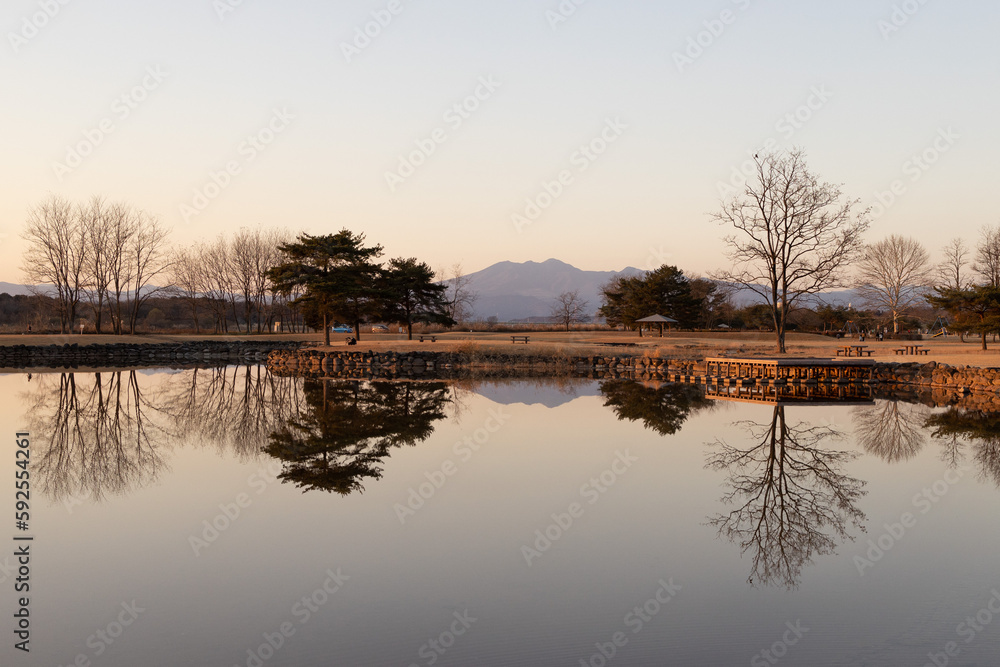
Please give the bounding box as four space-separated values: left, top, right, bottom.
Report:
21 194 483 334
170 228 296 333
21 195 170 334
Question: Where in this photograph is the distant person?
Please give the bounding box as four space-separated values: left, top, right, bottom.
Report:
26 324 30 335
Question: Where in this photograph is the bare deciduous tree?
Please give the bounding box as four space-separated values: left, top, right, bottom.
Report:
854 234 932 333
21 195 89 333
974 225 1000 287
937 237 971 290
441 263 478 324
79 196 113 333
713 150 868 353
549 290 589 331
170 244 207 333
126 213 170 334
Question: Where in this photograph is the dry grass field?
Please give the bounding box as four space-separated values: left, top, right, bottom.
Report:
2 330 1000 368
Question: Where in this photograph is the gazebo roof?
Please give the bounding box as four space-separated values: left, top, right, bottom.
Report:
635 314 678 323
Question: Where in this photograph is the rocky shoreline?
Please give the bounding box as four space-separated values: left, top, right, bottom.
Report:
265 349 1000 396
4 344 1000 401
0 340 303 369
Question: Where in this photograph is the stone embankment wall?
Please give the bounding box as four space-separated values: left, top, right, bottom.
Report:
0 341 302 369
266 350 1000 396
266 349 701 379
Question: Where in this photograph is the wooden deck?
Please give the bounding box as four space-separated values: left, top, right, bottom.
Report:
705 356 875 383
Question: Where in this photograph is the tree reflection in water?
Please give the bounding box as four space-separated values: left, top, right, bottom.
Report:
155 365 309 460
924 409 1000 486
264 380 451 495
28 371 170 503
706 406 867 589
599 381 713 435
27 366 310 504
851 400 929 463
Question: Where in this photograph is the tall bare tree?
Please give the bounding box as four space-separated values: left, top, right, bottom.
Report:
974 225 1000 287
937 237 971 290
170 244 207 333
21 195 89 333
105 202 139 334
125 212 170 334
549 290 589 331
79 196 113 333
854 235 932 333
713 150 868 353
202 237 234 333
441 263 478 324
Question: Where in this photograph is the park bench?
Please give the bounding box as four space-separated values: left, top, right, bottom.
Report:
417 335 437 343
511 335 530 344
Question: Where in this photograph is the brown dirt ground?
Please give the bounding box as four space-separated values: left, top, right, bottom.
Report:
2 331 999 368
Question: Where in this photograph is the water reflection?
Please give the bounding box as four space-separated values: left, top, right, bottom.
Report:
705 405 867 589
265 380 451 494
599 380 712 435
27 371 170 503
925 409 1000 486
851 401 930 463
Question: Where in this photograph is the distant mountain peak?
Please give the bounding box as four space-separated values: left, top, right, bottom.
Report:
462 259 643 321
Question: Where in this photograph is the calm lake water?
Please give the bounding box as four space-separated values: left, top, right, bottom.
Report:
2 367 999 666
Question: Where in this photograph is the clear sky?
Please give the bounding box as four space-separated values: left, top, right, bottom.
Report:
1 0 997 282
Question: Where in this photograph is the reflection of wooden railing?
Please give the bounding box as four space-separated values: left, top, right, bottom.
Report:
705 382 874 406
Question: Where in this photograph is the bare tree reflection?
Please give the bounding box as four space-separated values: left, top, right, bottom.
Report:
600 381 713 436
851 400 929 463
28 371 170 503
706 406 867 589
155 365 308 460
264 380 451 495
924 409 1000 486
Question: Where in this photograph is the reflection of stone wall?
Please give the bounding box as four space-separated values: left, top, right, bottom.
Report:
0 341 301 368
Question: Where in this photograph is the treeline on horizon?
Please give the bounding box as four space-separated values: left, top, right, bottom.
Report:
14 166 1000 345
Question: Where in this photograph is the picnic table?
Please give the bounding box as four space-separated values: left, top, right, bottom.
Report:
894 344 929 356
511 335 530 344
836 345 873 357
417 335 437 343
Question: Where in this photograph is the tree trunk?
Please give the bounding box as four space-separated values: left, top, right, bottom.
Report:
407 321 413 340
982 330 988 351
323 312 330 346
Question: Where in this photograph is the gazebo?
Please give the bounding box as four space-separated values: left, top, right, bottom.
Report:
635 314 677 337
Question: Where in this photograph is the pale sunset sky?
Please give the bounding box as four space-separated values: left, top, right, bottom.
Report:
1 0 997 282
